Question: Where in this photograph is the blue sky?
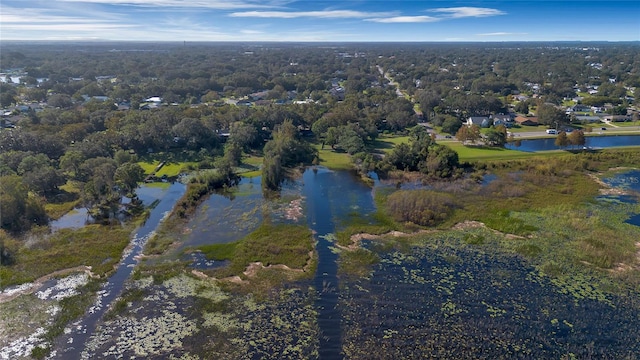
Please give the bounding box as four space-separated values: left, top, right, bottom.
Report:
1 1 638 42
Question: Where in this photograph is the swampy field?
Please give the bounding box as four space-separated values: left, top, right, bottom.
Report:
2 151 640 359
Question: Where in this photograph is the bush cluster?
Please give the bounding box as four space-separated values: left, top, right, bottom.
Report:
385 190 457 226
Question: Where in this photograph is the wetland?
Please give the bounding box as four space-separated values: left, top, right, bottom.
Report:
2 155 640 359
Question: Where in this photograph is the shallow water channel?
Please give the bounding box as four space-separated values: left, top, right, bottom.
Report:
54 181 186 359
302 168 378 359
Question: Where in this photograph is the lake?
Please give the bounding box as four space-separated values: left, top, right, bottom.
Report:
505 134 640 152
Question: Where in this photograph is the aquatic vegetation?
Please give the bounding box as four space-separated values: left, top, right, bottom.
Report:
338 248 379 277
198 223 314 278
82 272 318 359
339 234 640 358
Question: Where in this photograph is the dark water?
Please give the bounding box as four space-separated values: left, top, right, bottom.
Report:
340 241 640 358
601 169 640 226
180 177 264 249
54 181 186 360
302 168 378 359
49 184 173 232
505 134 640 152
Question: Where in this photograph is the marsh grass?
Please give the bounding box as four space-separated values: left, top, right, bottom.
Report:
143 216 185 255
1 224 133 288
338 248 379 277
198 223 314 280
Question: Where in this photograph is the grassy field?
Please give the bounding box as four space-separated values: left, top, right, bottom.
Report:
373 135 565 162
0 222 137 287
44 181 82 220
314 144 353 170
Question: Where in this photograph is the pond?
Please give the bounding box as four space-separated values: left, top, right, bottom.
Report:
340 237 640 359
49 183 177 232
178 176 306 252
505 134 640 152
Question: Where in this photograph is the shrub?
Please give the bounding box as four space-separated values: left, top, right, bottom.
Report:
385 190 457 227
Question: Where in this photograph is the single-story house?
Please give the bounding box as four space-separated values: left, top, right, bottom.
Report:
249 91 269 101
491 114 513 126
574 115 602 123
467 116 490 128
604 115 632 122
514 116 539 126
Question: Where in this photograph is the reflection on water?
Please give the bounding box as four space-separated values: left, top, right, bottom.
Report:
506 135 640 152
50 183 178 232
180 178 264 249
602 169 640 227
303 167 378 360
49 208 93 232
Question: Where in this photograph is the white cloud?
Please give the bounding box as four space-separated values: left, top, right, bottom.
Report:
366 16 439 23
229 10 393 19
476 32 528 36
240 29 264 34
55 0 285 10
430 7 505 18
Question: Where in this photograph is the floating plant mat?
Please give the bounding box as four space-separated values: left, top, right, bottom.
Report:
339 233 640 359
81 274 319 359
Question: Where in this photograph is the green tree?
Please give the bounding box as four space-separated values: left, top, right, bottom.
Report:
455 125 481 144
484 128 507 147
0 175 46 232
537 104 567 127
114 163 145 195
568 130 586 149
441 116 462 135
555 131 569 148
60 150 86 177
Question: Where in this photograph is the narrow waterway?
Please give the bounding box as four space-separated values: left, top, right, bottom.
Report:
302 167 378 359
53 181 186 359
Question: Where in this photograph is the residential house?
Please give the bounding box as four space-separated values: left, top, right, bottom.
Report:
604 115 631 122
514 116 539 126
249 90 269 101
330 86 345 101
574 115 602 123
467 116 490 128
491 114 513 127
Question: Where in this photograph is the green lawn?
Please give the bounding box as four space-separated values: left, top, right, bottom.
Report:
372 135 566 162
314 145 353 170
447 143 564 161
138 160 196 177
610 121 640 128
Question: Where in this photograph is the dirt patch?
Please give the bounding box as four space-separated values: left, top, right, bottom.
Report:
0 266 96 303
452 220 487 230
612 242 640 273
343 230 434 250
